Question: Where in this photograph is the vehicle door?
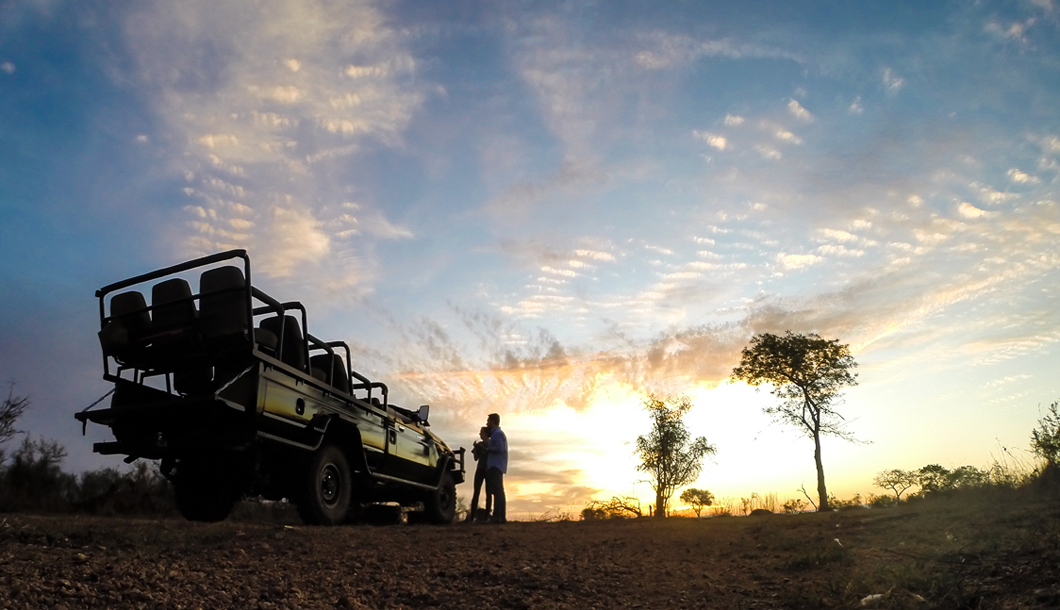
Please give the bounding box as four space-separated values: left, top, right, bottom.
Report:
388 419 435 481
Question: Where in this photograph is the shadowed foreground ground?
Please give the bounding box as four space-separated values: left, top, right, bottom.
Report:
1 498 1058 609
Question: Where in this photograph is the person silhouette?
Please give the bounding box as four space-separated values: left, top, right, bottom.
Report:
465 426 491 522
484 413 508 523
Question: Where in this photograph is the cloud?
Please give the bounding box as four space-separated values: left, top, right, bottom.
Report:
882 68 904 93
773 129 802 145
984 19 1033 44
693 130 727 150
1007 168 1039 184
848 96 863 115
511 23 804 160
818 244 864 257
818 228 859 243
957 202 995 219
118 0 424 292
255 206 331 277
484 160 606 221
787 99 813 122
755 145 782 160
724 114 745 126
574 249 615 262
777 252 821 269
631 31 805 71
0 61 14 74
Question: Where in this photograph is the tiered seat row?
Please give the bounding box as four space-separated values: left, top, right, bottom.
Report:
98 265 353 397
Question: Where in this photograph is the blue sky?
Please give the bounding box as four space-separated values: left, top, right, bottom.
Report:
2 0 1059 517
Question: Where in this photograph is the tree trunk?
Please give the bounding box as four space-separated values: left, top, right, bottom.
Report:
814 430 829 511
655 490 667 518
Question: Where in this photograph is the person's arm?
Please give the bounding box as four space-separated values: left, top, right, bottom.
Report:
488 429 506 455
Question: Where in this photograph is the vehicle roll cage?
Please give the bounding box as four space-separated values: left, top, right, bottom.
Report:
95 249 390 408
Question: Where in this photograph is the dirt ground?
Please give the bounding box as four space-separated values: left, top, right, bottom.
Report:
1 498 1058 610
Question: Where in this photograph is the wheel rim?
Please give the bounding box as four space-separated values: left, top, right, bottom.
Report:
320 463 341 507
439 481 454 511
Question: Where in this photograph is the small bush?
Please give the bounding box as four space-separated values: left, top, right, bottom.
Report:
0 436 76 512
868 493 896 508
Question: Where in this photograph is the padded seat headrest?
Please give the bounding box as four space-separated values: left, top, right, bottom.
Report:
310 353 351 394
110 291 151 335
200 266 248 338
152 278 197 329
259 315 305 370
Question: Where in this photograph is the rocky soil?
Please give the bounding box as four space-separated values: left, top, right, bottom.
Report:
1 499 1058 610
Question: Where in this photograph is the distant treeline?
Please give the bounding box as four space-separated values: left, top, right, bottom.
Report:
0 435 175 516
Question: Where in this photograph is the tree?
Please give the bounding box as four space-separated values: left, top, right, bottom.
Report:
679 488 714 517
582 496 643 520
946 465 986 490
1031 400 1060 466
0 381 30 454
917 464 951 494
2 435 73 510
873 469 919 501
635 395 716 519
730 331 858 512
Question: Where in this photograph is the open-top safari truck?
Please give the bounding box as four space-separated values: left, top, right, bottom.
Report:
76 250 463 525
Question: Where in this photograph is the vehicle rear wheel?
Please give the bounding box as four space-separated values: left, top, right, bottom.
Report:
174 459 238 523
424 471 457 525
297 444 352 526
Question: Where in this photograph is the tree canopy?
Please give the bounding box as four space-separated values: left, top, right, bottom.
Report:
873 469 918 500
1031 400 1060 466
1 382 30 450
635 395 716 519
679 488 715 517
730 331 858 511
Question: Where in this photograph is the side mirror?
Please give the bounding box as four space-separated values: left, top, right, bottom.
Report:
416 404 430 425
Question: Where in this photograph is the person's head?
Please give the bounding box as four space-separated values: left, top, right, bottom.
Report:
487 413 500 429
479 426 490 441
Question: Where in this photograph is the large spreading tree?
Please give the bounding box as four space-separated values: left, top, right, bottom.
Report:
635 394 716 519
730 331 858 512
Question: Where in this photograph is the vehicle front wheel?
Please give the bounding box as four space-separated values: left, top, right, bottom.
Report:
424 471 457 525
297 444 353 526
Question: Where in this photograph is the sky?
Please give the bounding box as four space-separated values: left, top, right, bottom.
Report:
2 0 1059 518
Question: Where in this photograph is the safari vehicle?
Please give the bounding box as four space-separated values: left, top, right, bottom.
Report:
76 250 464 525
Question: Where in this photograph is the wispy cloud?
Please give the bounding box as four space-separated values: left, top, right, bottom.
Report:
787 99 813 122
693 130 728 150
631 31 805 71
882 67 905 93
123 0 423 298
484 160 606 221
1007 168 1039 184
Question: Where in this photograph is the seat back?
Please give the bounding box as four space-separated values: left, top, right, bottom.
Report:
99 290 152 364
110 291 151 339
310 353 350 394
199 266 248 340
259 315 306 370
152 278 197 330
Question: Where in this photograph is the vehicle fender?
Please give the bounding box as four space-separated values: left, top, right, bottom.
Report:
312 413 370 475
433 454 463 487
